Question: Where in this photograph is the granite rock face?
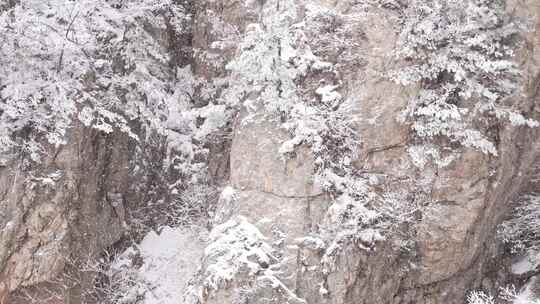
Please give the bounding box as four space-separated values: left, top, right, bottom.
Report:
190 0 540 303
1 0 539 303
0 127 170 304
0 128 129 303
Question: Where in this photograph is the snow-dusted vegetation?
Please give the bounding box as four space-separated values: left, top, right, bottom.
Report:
1 0 539 303
0 0 186 160
391 0 537 156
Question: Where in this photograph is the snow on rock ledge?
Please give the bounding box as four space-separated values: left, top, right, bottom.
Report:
112 226 206 304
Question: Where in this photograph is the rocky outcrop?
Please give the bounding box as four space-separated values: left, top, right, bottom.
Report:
0 126 173 304
1 0 538 303
0 127 129 303
0 1 189 302
189 0 540 303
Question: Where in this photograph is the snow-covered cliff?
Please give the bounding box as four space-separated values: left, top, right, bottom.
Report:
0 0 539 303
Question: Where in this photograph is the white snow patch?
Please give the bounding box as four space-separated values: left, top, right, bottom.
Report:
203 217 274 290
4 221 14 230
113 226 206 304
318 282 329 296
315 85 342 106
138 227 206 304
408 145 456 169
510 277 540 304
512 253 540 275
219 186 238 203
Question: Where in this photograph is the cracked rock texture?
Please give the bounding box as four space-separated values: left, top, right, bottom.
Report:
0 127 129 303
0 126 168 304
1 0 540 303
191 0 540 303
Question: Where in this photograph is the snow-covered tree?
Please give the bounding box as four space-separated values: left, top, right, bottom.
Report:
391 0 537 156
223 0 396 249
0 0 190 161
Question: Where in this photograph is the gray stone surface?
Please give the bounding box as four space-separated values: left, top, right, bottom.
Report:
1 0 539 303
191 0 540 303
0 127 129 303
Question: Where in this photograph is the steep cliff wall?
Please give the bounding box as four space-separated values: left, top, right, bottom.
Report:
0 0 186 302
0 0 539 303
186 0 540 303
0 127 129 303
